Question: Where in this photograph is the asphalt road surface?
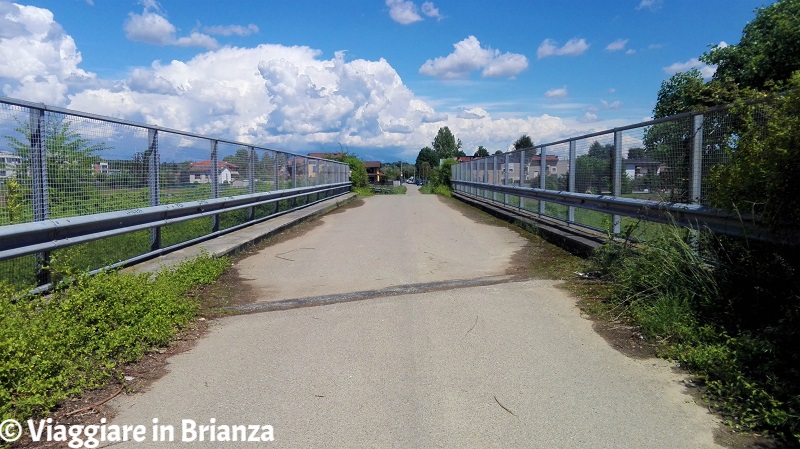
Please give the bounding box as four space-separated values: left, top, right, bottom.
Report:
109 185 723 448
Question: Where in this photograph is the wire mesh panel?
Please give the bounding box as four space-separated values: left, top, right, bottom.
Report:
572 133 614 231
217 142 252 197
0 102 34 225
159 132 214 204
541 143 569 220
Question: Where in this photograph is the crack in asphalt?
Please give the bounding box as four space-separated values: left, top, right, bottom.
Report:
227 275 522 314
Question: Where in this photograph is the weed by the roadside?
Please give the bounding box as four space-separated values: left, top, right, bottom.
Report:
589 222 799 443
0 253 228 422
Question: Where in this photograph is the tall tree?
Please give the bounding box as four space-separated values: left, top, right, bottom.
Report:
703 0 800 91
474 146 489 158
513 134 535 153
432 126 461 160
415 146 439 173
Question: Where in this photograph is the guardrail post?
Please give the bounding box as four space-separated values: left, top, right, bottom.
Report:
568 140 576 224
539 146 547 215
249 146 255 219
691 114 704 204
504 152 509 205
612 130 623 235
519 150 525 210
273 150 279 191
29 107 50 285
147 129 161 251
210 140 219 233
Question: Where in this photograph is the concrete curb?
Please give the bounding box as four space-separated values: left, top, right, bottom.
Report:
126 193 358 274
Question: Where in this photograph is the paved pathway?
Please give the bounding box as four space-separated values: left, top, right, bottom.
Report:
110 186 723 448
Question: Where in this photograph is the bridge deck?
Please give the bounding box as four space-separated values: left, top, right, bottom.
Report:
109 186 723 448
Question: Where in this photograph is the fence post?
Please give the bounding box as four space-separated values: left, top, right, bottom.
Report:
519 150 525 210
504 152 509 205
248 146 255 220
210 140 219 233
568 140 577 224
147 129 160 251
273 151 279 191
612 130 623 235
691 114 704 204
29 107 50 286
539 146 547 215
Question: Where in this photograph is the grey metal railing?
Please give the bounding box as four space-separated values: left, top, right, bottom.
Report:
451 104 781 243
0 96 351 289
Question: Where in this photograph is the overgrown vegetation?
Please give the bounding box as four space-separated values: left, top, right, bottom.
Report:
589 224 799 442
0 253 228 422
579 1 800 441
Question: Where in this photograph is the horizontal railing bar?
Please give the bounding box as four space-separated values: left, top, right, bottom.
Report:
0 96 342 163
0 183 350 261
451 180 782 243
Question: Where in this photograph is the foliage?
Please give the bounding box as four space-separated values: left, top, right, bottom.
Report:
415 146 439 175
494 150 503 155
437 158 456 188
474 146 490 158
333 153 368 188
6 117 110 207
513 134 536 154
0 254 228 421
431 126 462 160
590 222 800 442
2 178 23 224
707 74 800 239
703 0 800 92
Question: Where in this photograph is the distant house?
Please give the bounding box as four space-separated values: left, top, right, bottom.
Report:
188 160 240 184
455 156 474 163
364 161 383 184
91 161 121 176
623 158 663 178
0 151 22 179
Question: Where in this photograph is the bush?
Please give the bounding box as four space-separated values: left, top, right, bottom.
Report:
0 254 228 421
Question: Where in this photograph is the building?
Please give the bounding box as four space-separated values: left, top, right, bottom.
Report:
308 152 344 160
364 161 383 184
0 151 22 179
188 160 240 184
91 161 121 176
623 158 663 179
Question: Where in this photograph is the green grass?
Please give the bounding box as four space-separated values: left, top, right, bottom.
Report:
589 223 800 443
0 253 229 422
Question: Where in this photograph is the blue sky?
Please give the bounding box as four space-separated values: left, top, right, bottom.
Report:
0 0 772 162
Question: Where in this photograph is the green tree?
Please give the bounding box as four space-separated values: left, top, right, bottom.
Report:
432 127 461 160
6 117 109 209
513 134 536 154
333 154 367 188
474 146 489 158
415 146 439 174
494 150 504 155
703 0 800 92
437 158 457 188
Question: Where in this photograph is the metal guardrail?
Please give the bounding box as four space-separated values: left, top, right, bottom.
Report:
450 104 790 244
451 180 770 241
0 96 351 288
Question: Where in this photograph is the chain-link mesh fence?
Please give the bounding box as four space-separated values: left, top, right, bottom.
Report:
0 98 349 290
451 103 772 239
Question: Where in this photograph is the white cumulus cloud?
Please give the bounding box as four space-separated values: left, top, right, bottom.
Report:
0 1 95 103
663 58 716 79
419 36 528 79
386 0 422 24
636 0 662 11
124 2 218 49
537 38 589 59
